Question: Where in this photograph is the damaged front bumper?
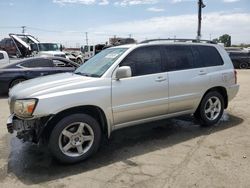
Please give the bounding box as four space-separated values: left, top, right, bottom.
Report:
7 114 53 143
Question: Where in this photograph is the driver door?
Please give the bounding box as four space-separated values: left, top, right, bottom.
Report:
111 46 169 127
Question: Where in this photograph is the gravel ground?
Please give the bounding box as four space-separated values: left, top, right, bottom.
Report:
0 70 249 188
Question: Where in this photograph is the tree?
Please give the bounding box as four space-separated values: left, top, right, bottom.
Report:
212 34 231 47
219 34 231 47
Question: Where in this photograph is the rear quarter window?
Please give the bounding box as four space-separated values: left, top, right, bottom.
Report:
193 46 224 67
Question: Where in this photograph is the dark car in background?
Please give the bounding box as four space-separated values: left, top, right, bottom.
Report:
0 56 79 94
227 50 250 69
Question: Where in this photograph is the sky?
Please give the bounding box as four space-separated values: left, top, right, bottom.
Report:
0 0 250 47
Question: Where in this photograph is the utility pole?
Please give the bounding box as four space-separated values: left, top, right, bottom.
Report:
85 32 88 46
21 26 26 34
197 0 206 41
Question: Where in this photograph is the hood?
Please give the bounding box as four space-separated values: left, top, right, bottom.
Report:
9 34 30 49
9 72 97 99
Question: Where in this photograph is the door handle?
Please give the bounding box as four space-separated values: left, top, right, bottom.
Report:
155 77 167 82
198 70 207 75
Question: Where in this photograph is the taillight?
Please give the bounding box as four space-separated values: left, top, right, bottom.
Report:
234 69 237 84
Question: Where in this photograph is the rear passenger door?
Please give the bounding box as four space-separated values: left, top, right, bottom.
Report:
162 45 209 114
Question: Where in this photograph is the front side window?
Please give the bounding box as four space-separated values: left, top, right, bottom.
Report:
162 45 195 72
75 48 128 77
38 43 60 51
120 46 162 77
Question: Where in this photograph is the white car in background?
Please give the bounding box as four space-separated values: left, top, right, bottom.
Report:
0 50 10 64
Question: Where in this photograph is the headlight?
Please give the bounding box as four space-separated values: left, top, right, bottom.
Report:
14 99 38 118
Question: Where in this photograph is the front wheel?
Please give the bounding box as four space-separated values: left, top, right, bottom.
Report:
195 91 224 126
49 114 101 163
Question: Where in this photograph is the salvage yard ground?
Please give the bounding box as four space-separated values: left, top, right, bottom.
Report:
0 70 249 188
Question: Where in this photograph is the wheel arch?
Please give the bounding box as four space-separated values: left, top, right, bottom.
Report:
41 105 109 141
9 76 27 88
201 86 228 109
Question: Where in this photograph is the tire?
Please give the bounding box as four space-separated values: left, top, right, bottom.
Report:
239 62 248 69
10 78 26 89
195 91 224 126
49 114 101 163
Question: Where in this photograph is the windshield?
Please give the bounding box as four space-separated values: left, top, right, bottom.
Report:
38 43 60 51
75 48 128 77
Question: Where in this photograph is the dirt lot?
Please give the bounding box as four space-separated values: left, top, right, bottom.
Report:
0 70 249 188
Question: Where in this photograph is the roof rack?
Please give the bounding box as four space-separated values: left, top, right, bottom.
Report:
140 38 217 44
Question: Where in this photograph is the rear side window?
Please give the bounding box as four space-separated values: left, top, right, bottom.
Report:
20 59 53 68
121 46 162 77
0 53 4 60
162 45 195 71
193 46 224 67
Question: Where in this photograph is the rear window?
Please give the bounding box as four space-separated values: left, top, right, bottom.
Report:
20 58 53 68
193 46 224 67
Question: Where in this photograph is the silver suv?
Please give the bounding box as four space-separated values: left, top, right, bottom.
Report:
7 39 239 163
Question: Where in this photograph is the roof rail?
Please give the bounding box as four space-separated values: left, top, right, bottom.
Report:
140 38 217 44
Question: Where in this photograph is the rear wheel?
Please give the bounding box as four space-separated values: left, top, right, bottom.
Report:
239 62 248 69
10 78 26 89
195 91 224 126
49 114 101 163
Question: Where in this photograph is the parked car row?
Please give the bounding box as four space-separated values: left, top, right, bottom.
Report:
0 34 66 58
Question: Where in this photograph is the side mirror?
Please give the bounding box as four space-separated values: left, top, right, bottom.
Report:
115 66 132 80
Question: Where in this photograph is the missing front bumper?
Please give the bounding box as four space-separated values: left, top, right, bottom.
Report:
6 114 52 143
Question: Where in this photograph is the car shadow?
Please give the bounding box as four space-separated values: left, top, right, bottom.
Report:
6 113 243 185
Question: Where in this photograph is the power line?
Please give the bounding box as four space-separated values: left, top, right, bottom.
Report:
28 27 61 33
0 26 22 29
